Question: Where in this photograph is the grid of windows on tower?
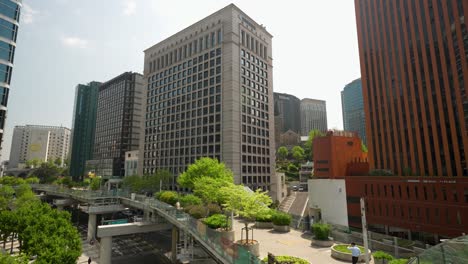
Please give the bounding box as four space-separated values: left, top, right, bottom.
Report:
144 47 223 176
240 48 271 190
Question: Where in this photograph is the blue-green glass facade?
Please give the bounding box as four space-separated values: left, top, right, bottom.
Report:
70 82 101 181
341 78 366 145
0 0 20 154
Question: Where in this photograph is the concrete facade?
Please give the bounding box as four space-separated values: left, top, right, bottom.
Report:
300 98 327 136
9 125 71 168
308 178 349 228
140 4 279 199
124 150 138 176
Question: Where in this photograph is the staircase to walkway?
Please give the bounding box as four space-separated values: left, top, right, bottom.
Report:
278 192 296 213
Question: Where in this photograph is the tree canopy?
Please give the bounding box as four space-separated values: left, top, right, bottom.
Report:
122 170 173 193
0 180 81 263
292 146 305 162
177 158 234 189
305 129 324 159
277 146 289 161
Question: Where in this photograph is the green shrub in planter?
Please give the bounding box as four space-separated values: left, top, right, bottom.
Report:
180 194 202 207
158 191 179 205
388 259 408 264
312 223 331 240
373 251 394 261
188 204 208 219
203 214 229 230
271 211 291 226
256 209 274 222
207 203 222 216
261 255 309 264
154 192 161 199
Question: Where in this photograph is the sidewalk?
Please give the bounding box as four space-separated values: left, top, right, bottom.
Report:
232 218 372 263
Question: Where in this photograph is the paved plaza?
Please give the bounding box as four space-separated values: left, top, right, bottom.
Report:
232 218 373 264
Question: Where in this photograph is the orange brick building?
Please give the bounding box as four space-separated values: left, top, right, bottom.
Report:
313 130 368 178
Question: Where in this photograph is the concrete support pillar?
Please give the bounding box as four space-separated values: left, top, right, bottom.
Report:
144 210 150 221
99 236 112 264
434 234 439 243
56 205 64 211
407 229 412 240
87 214 97 241
171 226 179 263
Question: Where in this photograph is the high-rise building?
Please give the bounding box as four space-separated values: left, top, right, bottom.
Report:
341 78 366 145
352 0 468 240
300 98 327 136
69 82 100 181
0 0 21 159
355 0 468 176
86 72 143 177
141 4 279 199
9 125 71 168
273 92 301 134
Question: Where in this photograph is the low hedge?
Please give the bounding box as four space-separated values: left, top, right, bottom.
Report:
333 244 366 254
180 194 202 207
312 223 331 240
203 214 229 230
262 255 309 264
158 191 178 206
187 204 208 219
373 251 394 260
256 209 274 222
271 211 291 226
389 259 408 264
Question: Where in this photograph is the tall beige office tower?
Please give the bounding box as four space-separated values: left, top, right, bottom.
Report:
141 4 280 200
9 125 71 168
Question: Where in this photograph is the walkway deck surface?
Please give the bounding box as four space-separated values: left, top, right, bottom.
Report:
232 218 372 264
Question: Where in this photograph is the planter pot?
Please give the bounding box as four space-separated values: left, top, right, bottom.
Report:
255 221 273 229
311 237 334 247
273 224 290 232
235 240 260 257
331 245 371 263
214 229 235 242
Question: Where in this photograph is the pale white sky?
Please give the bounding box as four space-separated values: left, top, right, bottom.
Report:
3 0 361 159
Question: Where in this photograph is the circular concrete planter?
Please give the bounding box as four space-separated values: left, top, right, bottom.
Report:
331 244 371 263
214 229 235 242
273 224 290 232
374 259 391 264
235 240 260 257
311 237 334 247
255 221 273 229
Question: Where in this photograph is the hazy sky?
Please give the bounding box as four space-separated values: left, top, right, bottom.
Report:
3 0 361 159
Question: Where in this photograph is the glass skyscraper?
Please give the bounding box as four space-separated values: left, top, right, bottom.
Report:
341 78 366 145
70 82 100 181
0 0 21 157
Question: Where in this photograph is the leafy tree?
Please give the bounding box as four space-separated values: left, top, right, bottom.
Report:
223 187 272 244
193 176 233 204
277 146 289 161
304 129 324 160
25 177 40 184
0 185 14 210
54 157 62 167
122 175 143 192
25 158 42 168
361 142 368 153
89 177 101 190
292 146 305 162
179 194 202 208
0 176 25 186
31 162 61 183
143 169 172 192
178 158 234 189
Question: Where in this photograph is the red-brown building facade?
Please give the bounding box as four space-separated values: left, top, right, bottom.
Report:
351 0 468 241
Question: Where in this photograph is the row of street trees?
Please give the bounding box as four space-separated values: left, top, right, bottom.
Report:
0 181 81 263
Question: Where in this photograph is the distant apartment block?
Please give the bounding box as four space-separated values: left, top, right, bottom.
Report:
0 0 21 158
86 72 143 177
141 4 280 199
341 78 366 145
300 98 327 136
69 81 100 181
9 125 71 168
274 92 300 133
125 150 138 177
